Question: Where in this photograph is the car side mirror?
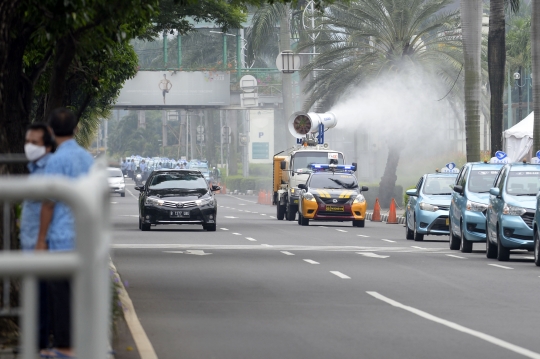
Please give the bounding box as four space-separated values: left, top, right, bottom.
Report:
489 188 500 197
280 161 286 170
453 185 464 195
405 189 418 197
352 162 358 172
361 186 368 192
298 184 307 190
211 185 221 192
134 186 144 191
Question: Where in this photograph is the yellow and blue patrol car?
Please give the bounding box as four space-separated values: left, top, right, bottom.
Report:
297 164 368 227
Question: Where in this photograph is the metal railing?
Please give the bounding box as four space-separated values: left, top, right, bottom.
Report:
0 157 111 359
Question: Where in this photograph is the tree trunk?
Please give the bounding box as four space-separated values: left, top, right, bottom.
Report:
461 0 482 162
280 4 294 150
378 145 401 209
488 0 505 155
228 110 238 175
532 1 540 152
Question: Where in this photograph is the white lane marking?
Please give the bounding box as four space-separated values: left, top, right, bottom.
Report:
185 250 212 256
381 239 396 243
367 291 540 359
319 226 328 228
303 259 320 264
244 210 252 213
522 256 535 260
111 262 158 359
252 212 258 214
269 216 276 219
110 202 118 204
226 194 257 203
281 251 295 255
411 246 428 250
232 233 242 236
239 204 246 206
119 215 139 217
260 214 266 216
238 210 244 212
245 237 257 242
357 252 389 259
261 244 273 247
489 264 513 270
220 228 229 231
357 235 370 238
126 188 138 200
336 229 348 233
330 271 351 279
224 216 238 219
446 254 466 259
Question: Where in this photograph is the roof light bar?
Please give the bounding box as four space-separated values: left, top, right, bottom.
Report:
309 164 357 172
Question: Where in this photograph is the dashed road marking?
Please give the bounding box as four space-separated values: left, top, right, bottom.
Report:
446 254 466 259
260 214 266 216
126 188 138 200
319 226 328 228
224 216 238 219
336 229 347 233
269 216 276 219
232 233 242 236
303 259 320 264
381 239 395 243
489 264 513 270
330 271 351 279
220 228 229 231
367 291 540 359
357 235 370 238
281 251 295 256
245 237 257 242
261 244 273 247
357 252 389 259
411 246 428 250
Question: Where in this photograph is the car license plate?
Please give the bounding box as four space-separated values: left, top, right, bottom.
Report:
294 199 299 204
326 206 344 212
171 211 190 218
446 218 449 226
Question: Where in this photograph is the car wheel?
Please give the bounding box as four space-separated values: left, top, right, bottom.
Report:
405 217 414 240
448 218 460 250
485 222 498 259
297 213 302 225
460 224 472 253
141 222 151 231
121 192 125 197
277 203 285 220
413 217 424 241
286 205 296 221
496 224 510 261
138 218 142 230
534 229 540 267
353 220 365 228
300 215 309 226
204 223 217 232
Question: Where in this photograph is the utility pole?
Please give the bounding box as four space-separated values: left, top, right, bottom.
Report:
220 110 224 171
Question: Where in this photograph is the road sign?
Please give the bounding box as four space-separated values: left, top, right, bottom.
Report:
275 51 301 73
222 126 231 144
252 142 269 159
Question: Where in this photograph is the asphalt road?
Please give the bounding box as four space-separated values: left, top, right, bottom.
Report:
111 182 540 359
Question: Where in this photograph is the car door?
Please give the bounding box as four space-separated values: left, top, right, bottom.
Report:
489 167 507 233
454 166 469 233
450 166 466 233
408 176 423 228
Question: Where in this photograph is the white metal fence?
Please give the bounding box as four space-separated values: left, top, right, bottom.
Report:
0 157 111 359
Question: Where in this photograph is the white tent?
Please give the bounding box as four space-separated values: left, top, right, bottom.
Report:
504 111 534 162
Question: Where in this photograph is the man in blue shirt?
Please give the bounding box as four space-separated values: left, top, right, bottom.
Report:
37 108 93 358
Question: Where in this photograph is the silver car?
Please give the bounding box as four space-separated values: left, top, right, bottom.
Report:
108 167 125 197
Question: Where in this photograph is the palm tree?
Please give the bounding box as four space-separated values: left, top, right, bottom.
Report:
299 0 464 206
532 1 540 153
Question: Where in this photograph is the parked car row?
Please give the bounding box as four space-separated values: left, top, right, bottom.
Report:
405 160 540 266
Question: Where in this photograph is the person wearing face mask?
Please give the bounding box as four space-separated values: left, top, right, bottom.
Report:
19 122 56 351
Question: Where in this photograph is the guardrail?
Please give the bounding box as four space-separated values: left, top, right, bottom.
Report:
0 157 111 359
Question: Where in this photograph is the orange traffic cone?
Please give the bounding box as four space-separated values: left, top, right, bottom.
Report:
257 190 263 204
387 198 398 224
266 190 272 205
221 183 227 194
371 198 382 222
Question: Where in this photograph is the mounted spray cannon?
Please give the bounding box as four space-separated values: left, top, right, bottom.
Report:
273 111 349 221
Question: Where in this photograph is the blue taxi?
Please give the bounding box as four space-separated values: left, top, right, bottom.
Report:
534 193 540 266
405 171 458 241
486 163 540 261
448 162 503 252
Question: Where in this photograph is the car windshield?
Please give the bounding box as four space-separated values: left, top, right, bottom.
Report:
148 173 207 190
506 170 540 196
108 169 123 177
293 152 344 171
309 174 358 189
468 170 499 193
422 176 456 195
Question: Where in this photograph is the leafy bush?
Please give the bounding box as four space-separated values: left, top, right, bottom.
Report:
403 186 417 207
248 163 273 177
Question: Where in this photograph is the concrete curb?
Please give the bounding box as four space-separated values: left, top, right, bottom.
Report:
366 212 406 225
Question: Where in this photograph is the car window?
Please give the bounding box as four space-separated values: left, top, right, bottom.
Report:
422 176 456 195
108 169 123 177
497 168 507 191
148 173 208 190
415 177 424 191
505 170 540 196
467 170 500 193
459 167 469 187
308 174 358 189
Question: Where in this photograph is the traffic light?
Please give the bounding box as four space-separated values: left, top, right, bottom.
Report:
196 126 205 144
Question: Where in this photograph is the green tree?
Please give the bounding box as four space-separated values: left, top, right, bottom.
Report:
299 0 464 206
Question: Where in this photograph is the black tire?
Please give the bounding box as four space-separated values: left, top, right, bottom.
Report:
405 217 414 240
297 212 302 225
121 192 125 197
413 217 424 241
486 222 498 259
497 225 510 261
286 205 296 221
460 224 473 253
204 223 217 232
138 218 142 230
141 222 151 231
353 220 365 228
448 218 460 250
277 203 285 220
300 215 309 226
534 228 540 266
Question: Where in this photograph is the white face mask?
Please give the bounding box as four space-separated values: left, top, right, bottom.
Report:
24 143 46 162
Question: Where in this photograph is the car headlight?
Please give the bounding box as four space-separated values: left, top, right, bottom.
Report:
466 200 488 212
145 198 164 206
353 194 366 204
419 202 438 212
196 197 214 206
303 192 316 202
502 204 527 216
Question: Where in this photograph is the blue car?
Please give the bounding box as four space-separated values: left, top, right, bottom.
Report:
486 163 540 261
534 194 540 266
449 162 503 252
405 173 458 241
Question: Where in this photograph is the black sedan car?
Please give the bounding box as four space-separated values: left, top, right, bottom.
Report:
136 169 220 231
